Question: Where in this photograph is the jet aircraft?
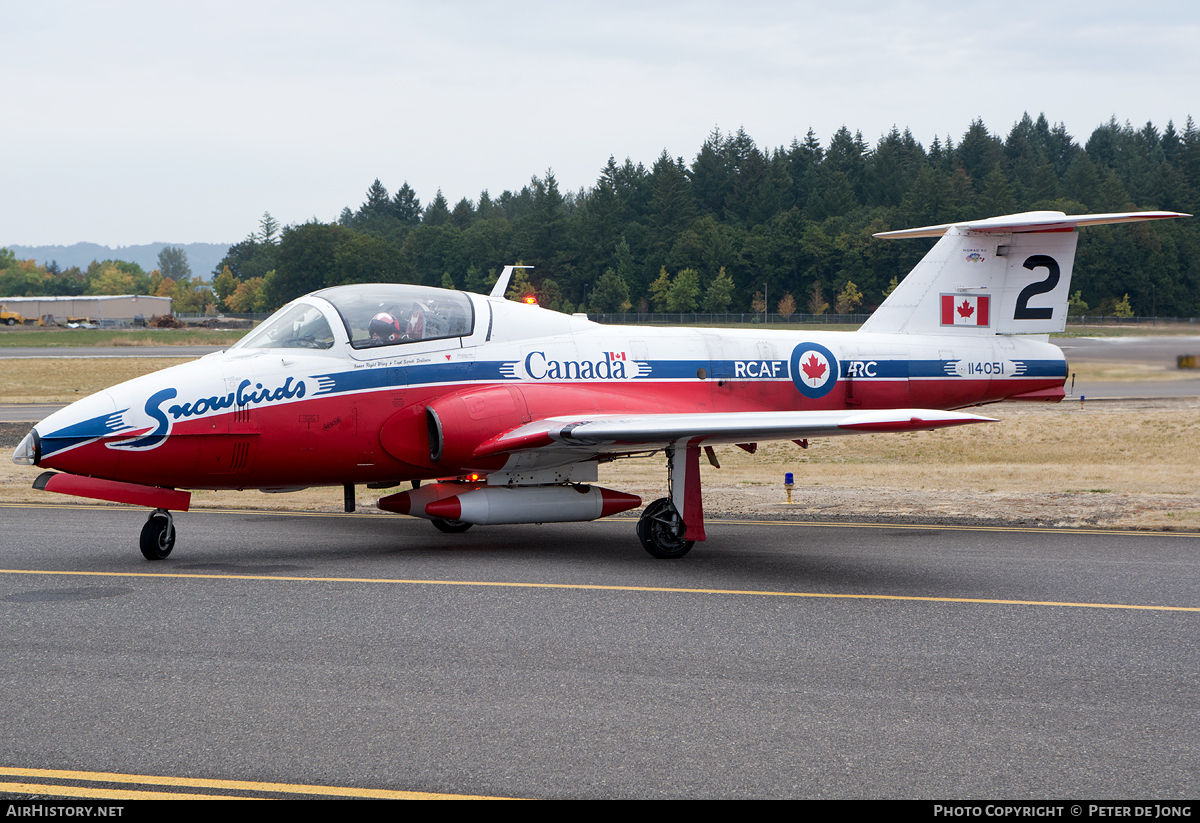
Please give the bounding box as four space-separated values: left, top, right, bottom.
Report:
12 210 1187 560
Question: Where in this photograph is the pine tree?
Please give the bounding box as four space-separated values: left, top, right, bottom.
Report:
259 212 280 244
392 182 423 226
360 179 390 218
451 198 475 229
702 267 734 312
423 189 451 226
476 190 495 220
591 268 632 313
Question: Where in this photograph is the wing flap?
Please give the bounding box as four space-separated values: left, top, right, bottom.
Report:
472 408 995 458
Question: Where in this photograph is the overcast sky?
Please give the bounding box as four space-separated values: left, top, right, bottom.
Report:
3 0 1197 247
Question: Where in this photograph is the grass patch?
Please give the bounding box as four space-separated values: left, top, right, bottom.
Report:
1053 323 1200 338
0 328 249 347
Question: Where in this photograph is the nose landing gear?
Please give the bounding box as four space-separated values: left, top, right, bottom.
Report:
140 508 176 560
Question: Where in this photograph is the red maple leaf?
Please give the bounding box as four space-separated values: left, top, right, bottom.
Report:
957 299 975 319
801 353 827 381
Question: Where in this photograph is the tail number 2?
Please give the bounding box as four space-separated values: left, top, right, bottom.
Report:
1013 255 1060 320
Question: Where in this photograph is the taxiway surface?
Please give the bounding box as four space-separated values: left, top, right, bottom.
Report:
1 505 1197 798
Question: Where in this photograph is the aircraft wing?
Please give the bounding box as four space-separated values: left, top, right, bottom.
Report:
472 408 994 458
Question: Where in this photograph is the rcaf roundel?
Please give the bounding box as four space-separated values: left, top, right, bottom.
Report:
941 293 990 327
789 342 839 399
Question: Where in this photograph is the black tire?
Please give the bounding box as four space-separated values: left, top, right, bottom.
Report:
140 513 175 560
4 318 14 326
431 518 472 534
636 497 694 559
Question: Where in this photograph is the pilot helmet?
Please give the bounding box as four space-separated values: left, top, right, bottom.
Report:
369 311 402 343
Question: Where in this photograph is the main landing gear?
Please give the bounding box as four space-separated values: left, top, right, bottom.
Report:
635 443 706 559
140 508 176 560
431 518 472 534
636 497 694 559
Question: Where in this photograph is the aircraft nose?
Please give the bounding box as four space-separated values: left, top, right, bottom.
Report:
12 428 39 466
17 391 123 469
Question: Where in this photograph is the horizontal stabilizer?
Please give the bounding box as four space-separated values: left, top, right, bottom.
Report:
874 210 1189 239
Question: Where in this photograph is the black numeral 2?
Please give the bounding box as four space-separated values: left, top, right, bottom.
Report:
1014 255 1060 320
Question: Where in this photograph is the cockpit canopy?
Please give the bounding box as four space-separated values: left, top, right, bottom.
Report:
232 284 475 351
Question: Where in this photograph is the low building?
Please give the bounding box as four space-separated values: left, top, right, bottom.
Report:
0 295 172 323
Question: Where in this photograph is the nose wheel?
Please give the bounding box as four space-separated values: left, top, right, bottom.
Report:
140 509 176 560
636 497 694 559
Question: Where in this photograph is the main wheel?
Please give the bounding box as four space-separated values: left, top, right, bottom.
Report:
140 511 175 560
636 497 694 559
431 518 472 534
4 318 14 326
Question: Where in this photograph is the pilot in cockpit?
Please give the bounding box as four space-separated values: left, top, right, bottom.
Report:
367 306 426 346
367 312 404 345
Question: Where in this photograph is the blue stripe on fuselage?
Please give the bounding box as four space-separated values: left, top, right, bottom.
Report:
307 358 1065 395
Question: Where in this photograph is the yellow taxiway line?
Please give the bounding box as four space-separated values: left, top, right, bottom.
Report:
0 766 509 800
0 567 1196 613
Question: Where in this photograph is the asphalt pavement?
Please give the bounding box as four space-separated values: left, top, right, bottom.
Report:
0 505 1196 799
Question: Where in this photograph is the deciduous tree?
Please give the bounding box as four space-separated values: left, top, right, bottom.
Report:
157 246 191 283
777 291 796 318
808 281 828 315
835 280 863 314
665 268 700 312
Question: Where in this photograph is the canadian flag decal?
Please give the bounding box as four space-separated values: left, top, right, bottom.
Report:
941 294 990 327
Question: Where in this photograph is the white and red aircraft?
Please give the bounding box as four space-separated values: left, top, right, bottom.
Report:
13 210 1187 560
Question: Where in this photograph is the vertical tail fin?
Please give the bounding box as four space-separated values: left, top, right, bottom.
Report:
858 210 1188 335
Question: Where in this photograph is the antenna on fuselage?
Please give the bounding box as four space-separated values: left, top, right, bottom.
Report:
490 265 534 300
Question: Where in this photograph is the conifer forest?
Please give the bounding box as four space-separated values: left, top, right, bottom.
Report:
6 114 1199 319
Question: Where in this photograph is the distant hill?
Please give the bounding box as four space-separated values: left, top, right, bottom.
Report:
4 242 231 280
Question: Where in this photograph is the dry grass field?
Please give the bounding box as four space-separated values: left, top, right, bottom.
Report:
1 357 1197 530
0 358 192 403
0 327 247 347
